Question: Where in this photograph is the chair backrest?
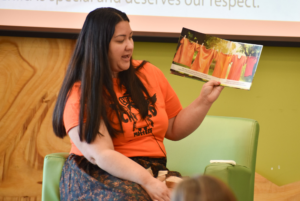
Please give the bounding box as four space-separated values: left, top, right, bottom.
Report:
164 115 259 200
42 152 69 201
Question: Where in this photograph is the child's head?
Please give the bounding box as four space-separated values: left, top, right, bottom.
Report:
171 175 237 201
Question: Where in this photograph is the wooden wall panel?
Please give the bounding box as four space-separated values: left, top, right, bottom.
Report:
254 173 300 201
0 36 74 199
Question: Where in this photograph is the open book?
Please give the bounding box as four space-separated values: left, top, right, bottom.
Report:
170 28 263 90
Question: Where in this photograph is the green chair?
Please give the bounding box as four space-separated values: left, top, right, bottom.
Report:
42 152 69 201
164 115 259 201
42 115 259 201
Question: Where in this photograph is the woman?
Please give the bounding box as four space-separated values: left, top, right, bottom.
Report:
52 7 223 201
171 175 237 201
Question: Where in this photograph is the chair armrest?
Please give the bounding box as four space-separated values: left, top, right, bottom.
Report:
204 163 252 201
42 153 69 201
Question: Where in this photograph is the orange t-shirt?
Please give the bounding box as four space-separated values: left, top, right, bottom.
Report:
63 60 182 158
227 55 247 81
244 56 258 77
212 52 232 78
173 38 184 63
173 38 196 67
191 45 215 74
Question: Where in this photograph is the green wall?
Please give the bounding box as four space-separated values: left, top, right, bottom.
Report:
133 42 300 186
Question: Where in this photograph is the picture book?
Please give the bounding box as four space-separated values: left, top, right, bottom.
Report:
170 28 263 90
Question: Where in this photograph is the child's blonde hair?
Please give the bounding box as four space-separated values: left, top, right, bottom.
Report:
171 175 237 201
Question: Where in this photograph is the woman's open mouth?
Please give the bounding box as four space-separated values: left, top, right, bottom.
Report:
122 55 131 60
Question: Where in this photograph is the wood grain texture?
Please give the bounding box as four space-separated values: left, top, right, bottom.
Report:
0 36 74 198
254 173 300 201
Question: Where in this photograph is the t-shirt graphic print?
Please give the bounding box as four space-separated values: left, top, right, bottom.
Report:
114 91 157 138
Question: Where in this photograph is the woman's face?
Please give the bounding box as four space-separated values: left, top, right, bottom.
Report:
108 21 134 78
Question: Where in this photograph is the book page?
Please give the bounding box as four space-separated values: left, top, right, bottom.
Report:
170 28 263 90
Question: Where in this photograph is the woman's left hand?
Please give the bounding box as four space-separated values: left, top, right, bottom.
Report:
198 80 224 105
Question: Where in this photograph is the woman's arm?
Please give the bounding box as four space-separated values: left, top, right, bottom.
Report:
165 80 223 141
68 121 170 201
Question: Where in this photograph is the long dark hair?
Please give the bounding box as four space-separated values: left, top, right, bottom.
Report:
53 7 154 143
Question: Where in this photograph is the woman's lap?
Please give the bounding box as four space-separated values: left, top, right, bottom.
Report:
60 154 180 201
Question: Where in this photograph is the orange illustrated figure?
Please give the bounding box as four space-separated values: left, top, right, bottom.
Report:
244 56 258 77
227 55 247 81
173 37 196 67
191 45 215 74
212 52 232 78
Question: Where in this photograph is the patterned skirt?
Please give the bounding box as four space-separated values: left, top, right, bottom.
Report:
60 154 181 201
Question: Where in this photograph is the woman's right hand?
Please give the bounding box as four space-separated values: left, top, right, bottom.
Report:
141 177 170 201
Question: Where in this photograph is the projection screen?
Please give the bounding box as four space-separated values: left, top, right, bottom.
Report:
1 0 300 41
